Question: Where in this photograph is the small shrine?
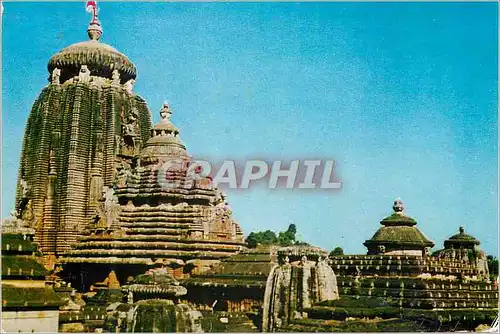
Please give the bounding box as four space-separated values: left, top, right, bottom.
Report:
363 199 434 256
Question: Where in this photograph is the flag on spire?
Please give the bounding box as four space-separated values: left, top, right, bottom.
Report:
86 1 98 23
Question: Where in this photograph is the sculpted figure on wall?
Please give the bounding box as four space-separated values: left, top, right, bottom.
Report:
51 68 61 85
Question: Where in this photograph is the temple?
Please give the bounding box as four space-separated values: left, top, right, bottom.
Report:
60 103 245 289
2 3 498 333
15 16 152 261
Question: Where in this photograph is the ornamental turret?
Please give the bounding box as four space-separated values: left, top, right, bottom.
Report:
434 226 489 280
15 4 152 258
363 199 434 256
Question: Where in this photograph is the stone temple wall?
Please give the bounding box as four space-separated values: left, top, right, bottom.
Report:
329 255 497 311
15 81 152 256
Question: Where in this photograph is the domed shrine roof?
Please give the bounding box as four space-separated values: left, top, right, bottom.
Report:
47 19 136 83
364 199 434 254
123 268 187 298
444 226 480 249
139 102 189 162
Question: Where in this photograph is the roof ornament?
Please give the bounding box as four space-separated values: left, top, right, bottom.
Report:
392 198 404 214
160 101 172 123
459 225 465 234
86 1 102 41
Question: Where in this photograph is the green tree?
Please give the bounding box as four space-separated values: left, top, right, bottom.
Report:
246 224 307 248
329 246 344 257
487 255 498 280
245 230 277 248
277 224 297 246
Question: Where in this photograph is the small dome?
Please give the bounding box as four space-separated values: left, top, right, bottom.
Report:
444 226 480 249
47 21 136 83
140 103 189 162
124 268 187 298
364 199 434 254
366 226 434 246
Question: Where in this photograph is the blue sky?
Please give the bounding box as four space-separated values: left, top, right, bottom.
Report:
2 2 498 255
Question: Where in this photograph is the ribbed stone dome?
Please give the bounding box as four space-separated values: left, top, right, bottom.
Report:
47 20 136 84
364 199 434 255
48 40 136 83
366 226 434 247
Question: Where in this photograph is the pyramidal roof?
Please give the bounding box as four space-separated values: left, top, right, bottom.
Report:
364 199 434 253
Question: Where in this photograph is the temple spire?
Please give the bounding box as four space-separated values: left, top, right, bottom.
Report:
86 1 102 41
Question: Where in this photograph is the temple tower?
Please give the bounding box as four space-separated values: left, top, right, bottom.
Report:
60 103 245 289
14 6 152 257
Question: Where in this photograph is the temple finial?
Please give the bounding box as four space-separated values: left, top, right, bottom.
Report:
86 1 102 41
160 101 172 123
392 198 404 213
459 225 465 234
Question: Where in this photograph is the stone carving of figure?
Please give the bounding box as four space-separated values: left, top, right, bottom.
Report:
124 79 135 94
19 178 29 199
208 190 236 240
78 65 91 83
92 187 119 230
121 107 139 138
115 162 133 187
51 68 61 85
112 69 120 85
122 122 136 137
118 105 140 156
20 199 34 224
104 188 119 229
16 178 34 223
378 245 386 254
114 135 123 155
423 247 431 257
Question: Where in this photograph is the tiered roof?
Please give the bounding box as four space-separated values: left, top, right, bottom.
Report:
364 199 434 255
61 104 244 274
444 226 480 249
183 245 279 289
1 218 64 310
